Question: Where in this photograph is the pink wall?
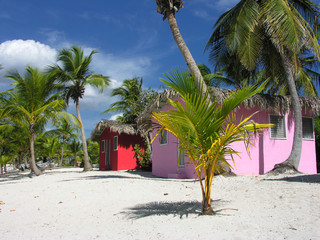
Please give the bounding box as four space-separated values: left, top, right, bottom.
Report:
152 101 317 178
99 128 144 171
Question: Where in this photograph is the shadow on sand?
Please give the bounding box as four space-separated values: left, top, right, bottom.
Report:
119 199 233 219
264 174 320 183
0 171 33 184
59 170 194 183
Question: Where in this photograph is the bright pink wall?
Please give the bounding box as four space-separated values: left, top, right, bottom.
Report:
117 133 144 170
99 128 144 171
151 100 317 178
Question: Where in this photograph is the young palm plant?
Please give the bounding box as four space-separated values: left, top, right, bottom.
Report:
152 69 270 215
49 46 110 171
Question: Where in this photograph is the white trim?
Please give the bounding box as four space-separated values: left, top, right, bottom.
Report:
302 116 315 140
269 114 287 139
113 136 118 151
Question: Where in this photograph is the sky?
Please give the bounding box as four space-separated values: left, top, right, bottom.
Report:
0 0 240 138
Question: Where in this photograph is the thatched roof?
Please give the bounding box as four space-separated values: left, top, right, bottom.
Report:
91 120 141 142
137 87 320 131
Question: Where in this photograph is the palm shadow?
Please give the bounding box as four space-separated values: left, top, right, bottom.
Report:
119 199 231 219
264 174 320 183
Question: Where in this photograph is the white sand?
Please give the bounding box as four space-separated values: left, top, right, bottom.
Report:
0 168 319 240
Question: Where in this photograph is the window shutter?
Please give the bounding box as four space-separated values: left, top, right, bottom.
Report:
270 115 286 139
302 117 314 139
160 129 168 145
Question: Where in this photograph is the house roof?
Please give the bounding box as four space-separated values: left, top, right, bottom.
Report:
137 87 320 132
91 120 141 142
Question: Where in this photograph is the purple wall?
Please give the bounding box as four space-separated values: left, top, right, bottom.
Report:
152 100 317 178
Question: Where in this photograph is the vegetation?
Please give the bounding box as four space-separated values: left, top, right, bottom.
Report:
49 46 110 171
0 67 67 175
134 140 152 171
206 0 320 172
152 69 270 214
87 139 99 165
103 77 157 124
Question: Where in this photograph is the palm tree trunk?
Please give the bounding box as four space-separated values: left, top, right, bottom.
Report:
29 129 42 176
166 12 208 91
59 146 64 167
76 99 92 171
74 153 77 167
273 55 302 172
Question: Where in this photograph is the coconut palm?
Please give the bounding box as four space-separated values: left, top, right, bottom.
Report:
1 67 66 175
103 77 157 124
155 0 208 92
47 118 80 166
49 46 110 171
205 0 320 171
152 69 269 214
69 139 82 167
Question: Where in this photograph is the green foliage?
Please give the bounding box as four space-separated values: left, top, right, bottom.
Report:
49 45 110 104
87 139 99 164
134 140 151 170
152 69 270 214
103 77 157 124
206 0 320 96
1 66 69 175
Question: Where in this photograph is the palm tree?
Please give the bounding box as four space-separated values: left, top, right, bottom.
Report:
40 135 61 168
47 118 80 167
49 46 110 171
205 0 320 172
152 69 269 214
155 0 208 92
69 139 82 167
103 77 157 124
1 67 66 175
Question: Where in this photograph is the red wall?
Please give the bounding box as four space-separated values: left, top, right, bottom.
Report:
99 128 144 171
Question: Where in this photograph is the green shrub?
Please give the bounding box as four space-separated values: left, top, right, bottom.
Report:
134 140 151 171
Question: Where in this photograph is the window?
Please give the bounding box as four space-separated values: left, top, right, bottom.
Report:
114 136 118 151
302 117 314 140
159 129 168 145
101 140 105 153
269 115 286 139
178 140 185 167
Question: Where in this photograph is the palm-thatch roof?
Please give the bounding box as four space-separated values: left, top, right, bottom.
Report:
91 120 141 142
137 87 320 132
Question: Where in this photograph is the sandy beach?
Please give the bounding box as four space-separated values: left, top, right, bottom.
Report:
0 168 319 240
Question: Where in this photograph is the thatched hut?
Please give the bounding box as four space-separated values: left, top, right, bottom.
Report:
137 88 320 178
91 120 144 171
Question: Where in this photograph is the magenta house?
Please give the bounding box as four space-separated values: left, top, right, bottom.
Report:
91 120 144 171
138 88 320 178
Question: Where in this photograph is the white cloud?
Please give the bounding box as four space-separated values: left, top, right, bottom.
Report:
110 113 123 120
0 39 57 88
91 52 152 84
0 39 57 71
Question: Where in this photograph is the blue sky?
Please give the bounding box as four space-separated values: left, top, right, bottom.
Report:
0 0 239 137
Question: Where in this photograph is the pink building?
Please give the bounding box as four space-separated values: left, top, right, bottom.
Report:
138 88 320 178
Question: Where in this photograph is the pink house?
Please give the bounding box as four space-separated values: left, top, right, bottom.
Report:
138 88 320 178
91 120 145 171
